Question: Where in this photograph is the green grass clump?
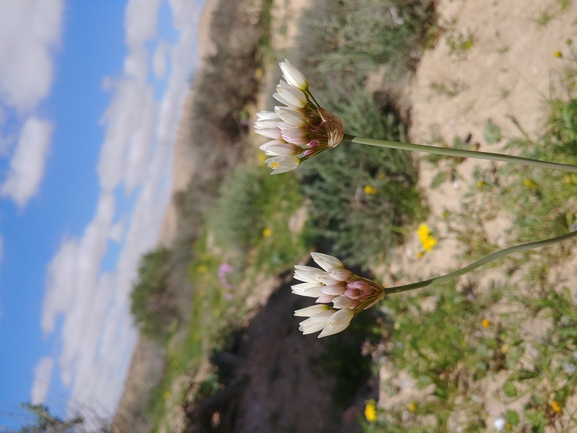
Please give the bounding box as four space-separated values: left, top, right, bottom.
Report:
130 248 179 342
293 0 438 86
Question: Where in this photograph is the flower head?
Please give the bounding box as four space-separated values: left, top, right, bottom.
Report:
417 223 437 252
255 59 345 174
292 252 385 338
552 400 563 414
364 400 377 422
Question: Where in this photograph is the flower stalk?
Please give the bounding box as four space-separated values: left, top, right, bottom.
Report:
386 229 577 294
344 134 577 173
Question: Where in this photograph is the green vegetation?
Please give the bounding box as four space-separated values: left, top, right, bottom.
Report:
130 248 177 342
211 164 308 272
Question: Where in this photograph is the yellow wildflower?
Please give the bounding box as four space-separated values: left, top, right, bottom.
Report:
263 227 272 237
524 178 538 191
417 224 437 252
409 402 417 412
554 51 563 58
552 401 563 414
477 180 484 187
422 236 437 252
196 264 208 274
364 185 377 195
364 400 377 422
482 318 490 328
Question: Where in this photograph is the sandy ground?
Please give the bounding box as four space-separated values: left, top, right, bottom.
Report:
393 0 577 280
378 0 577 429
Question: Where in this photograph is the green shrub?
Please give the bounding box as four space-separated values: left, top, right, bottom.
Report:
130 248 177 341
211 163 308 272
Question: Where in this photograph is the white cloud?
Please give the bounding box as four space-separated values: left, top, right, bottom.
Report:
123 46 149 81
1 116 52 207
0 0 64 112
43 238 78 334
98 79 157 192
31 357 54 405
152 40 167 80
168 0 198 30
125 0 162 48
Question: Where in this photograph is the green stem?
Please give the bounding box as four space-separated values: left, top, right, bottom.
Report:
387 230 577 294
345 134 577 173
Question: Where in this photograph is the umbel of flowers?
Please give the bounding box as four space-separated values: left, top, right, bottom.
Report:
254 59 344 174
292 253 385 338
256 60 577 175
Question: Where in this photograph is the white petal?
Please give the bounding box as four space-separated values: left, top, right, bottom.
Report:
266 155 300 174
316 294 336 303
300 319 327 335
291 282 323 295
311 252 344 271
275 106 306 127
322 284 346 296
329 269 351 281
333 295 356 309
256 110 280 120
256 128 282 139
317 274 339 285
294 265 322 272
282 134 310 145
293 272 321 283
318 309 354 338
259 140 283 150
274 84 307 108
263 144 299 156
299 310 334 334
294 304 330 317
302 286 326 297
281 126 309 137
279 59 308 90
255 119 281 129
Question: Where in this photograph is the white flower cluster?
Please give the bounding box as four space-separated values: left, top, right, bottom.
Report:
292 252 385 338
254 59 345 174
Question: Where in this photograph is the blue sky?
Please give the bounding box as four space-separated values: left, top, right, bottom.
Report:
0 0 204 427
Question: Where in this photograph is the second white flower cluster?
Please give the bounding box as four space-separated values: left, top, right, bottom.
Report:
292 252 385 337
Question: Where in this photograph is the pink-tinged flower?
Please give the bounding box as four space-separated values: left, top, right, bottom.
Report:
292 253 385 338
254 59 345 174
